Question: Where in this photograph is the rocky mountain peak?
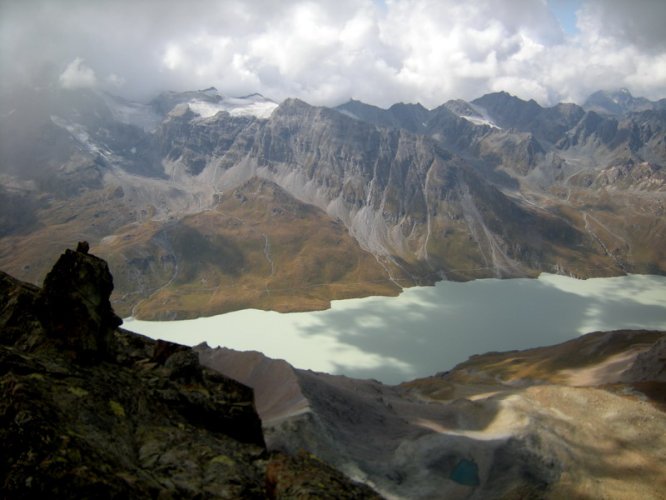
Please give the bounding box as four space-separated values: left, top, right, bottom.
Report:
583 88 655 116
471 91 543 130
275 97 311 111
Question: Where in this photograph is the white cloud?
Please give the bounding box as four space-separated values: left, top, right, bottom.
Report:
2 0 666 107
162 45 183 71
58 57 97 89
106 73 125 87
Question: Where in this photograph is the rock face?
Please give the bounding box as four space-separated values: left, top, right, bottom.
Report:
0 249 381 498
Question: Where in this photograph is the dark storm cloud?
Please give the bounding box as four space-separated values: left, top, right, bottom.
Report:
580 0 666 52
1 0 665 107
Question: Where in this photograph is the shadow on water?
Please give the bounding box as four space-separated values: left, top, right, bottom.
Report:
296 276 666 384
128 275 666 385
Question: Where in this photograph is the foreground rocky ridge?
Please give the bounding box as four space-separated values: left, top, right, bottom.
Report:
0 248 380 498
1 87 664 319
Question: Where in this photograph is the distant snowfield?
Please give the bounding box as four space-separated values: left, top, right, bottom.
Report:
188 96 278 119
125 274 666 384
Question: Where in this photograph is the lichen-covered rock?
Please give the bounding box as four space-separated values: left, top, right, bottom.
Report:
266 451 383 500
0 343 268 498
0 287 267 497
0 247 384 498
0 270 41 346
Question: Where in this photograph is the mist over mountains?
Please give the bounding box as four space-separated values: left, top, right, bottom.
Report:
1 86 664 319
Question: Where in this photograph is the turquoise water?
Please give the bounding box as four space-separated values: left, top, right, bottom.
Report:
450 459 480 486
125 273 666 384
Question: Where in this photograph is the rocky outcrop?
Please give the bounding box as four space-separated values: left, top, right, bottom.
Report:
0 248 382 498
36 247 122 363
1 246 123 360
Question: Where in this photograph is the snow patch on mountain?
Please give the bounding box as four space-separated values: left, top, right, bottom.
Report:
50 115 109 158
460 113 500 128
337 109 360 121
444 99 501 129
460 104 500 129
188 94 278 119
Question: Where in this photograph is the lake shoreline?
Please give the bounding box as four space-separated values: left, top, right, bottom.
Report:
125 273 666 384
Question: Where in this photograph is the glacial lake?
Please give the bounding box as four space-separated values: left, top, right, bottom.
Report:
125 274 666 384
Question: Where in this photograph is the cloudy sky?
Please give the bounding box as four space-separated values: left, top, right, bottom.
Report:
1 0 665 108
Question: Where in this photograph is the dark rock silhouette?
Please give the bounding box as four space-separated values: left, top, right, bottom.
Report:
76 240 89 254
36 248 122 363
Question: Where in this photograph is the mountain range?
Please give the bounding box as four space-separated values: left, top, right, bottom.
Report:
1 86 665 319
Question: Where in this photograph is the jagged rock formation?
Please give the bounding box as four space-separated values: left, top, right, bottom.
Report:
0 248 381 498
198 331 666 499
1 87 665 319
37 247 121 362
